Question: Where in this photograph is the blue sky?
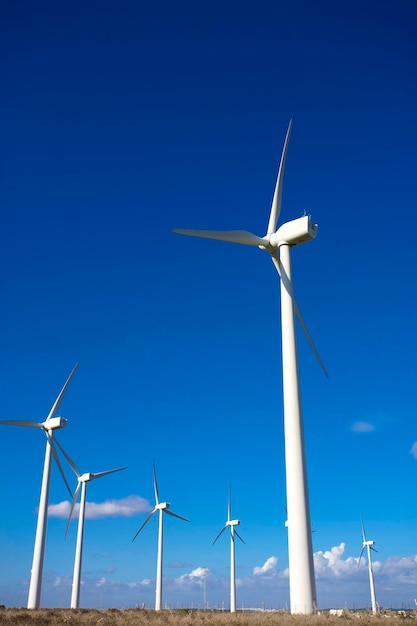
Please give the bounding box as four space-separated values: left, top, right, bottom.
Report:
1 0 416 611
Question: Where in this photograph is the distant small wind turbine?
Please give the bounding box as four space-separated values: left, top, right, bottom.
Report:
132 461 189 611
55 440 127 609
174 120 325 613
358 515 378 614
0 362 78 609
212 488 245 613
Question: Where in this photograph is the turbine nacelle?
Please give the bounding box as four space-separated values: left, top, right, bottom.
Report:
227 519 241 527
364 540 375 547
260 216 318 251
42 416 68 431
157 501 171 511
79 473 94 483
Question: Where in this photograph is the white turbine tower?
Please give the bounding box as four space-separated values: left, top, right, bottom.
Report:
0 362 79 609
358 515 378 614
132 461 189 610
56 441 127 610
212 488 245 613
174 120 326 614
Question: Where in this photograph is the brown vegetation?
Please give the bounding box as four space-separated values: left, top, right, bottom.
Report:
0 608 415 626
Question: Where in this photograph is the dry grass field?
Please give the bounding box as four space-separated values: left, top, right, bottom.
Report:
0 608 415 626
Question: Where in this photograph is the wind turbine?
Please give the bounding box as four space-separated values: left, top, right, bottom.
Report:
358 515 378 614
174 120 326 614
132 461 189 610
55 441 127 610
0 362 79 609
212 488 245 613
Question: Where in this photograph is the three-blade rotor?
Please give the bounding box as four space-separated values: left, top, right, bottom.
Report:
0 362 79 497
132 461 189 542
57 437 127 537
173 121 327 377
358 514 378 565
213 488 245 545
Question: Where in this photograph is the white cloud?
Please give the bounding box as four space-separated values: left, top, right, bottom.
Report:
410 442 417 459
47 501 71 517
127 579 152 589
314 542 359 578
48 494 151 519
253 556 278 576
312 543 417 608
177 567 210 586
378 555 417 585
188 567 210 580
351 421 375 433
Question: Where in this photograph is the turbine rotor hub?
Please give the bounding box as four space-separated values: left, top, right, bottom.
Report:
258 235 274 252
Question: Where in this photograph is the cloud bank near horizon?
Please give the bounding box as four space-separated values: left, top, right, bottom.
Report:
8 543 417 610
48 495 151 519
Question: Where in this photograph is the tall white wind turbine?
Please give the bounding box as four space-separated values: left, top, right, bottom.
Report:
174 121 327 613
212 488 245 613
132 461 189 610
358 515 378 614
0 362 79 609
56 441 127 610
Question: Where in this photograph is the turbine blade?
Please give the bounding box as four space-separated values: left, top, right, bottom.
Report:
361 514 366 542
173 229 266 247
65 482 81 539
212 525 227 545
293 299 328 377
132 509 157 542
267 119 292 235
45 362 79 422
358 547 365 567
152 461 159 505
234 529 246 544
271 253 328 377
90 466 127 481
371 546 378 553
164 509 190 522
48 435 73 498
54 436 80 477
227 487 231 523
0 419 42 428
